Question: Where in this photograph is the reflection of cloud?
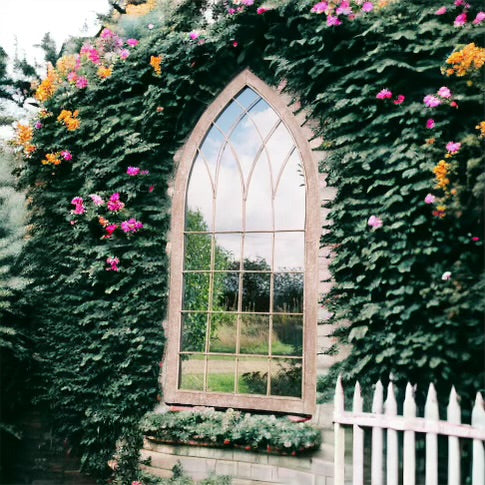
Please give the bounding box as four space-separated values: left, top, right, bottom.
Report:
187 92 306 271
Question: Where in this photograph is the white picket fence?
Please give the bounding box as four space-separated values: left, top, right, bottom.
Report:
333 376 485 485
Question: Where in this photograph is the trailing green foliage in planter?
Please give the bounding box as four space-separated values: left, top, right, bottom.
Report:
140 409 321 455
14 0 484 479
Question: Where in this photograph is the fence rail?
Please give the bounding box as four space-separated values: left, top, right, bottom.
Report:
333 376 485 485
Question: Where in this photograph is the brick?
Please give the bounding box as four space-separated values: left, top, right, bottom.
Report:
276 467 315 484
250 463 275 482
215 459 237 476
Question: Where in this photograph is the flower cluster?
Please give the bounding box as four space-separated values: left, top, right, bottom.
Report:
41 151 72 166
423 86 457 109
121 218 143 233
126 166 149 176
57 110 81 131
150 55 163 76
445 43 485 77
311 1 378 26
71 197 86 215
106 257 120 272
14 123 36 156
107 193 125 212
435 1 485 27
34 66 61 102
376 88 405 104
433 160 452 190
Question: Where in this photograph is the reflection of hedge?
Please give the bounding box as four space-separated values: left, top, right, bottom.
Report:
140 409 321 455
17 0 484 478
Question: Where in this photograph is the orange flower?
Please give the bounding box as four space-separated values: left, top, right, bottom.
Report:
41 152 62 166
476 121 485 138
56 55 77 77
97 66 113 79
150 55 163 76
57 109 81 131
14 123 36 156
446 43 485 77
35 65 61 102
433 160 451 190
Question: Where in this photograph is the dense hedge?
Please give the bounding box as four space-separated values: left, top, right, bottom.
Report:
15 0 484 479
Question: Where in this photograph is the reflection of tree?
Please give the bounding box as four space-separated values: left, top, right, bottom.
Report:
274 273 303 313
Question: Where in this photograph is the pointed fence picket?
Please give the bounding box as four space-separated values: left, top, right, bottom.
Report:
333 378 485 485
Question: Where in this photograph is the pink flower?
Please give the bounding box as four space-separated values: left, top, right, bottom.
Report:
71 197 86 215
106 257 120 272
88 48 101 65
127 166 140 176
472 236 480 242
446 141 461 154
473 12 485 24
132 482 142 485
327 15 342 26
454 0 464 6
34 121 43 129
140 170 150 175
148 23 154 30
105 225 118 236
121 218 143 233
437 86 452 99
61 150 72 161
126 38 139 47
424 194 436 204
189 31 200 40
362 2 374 12
426 119 436 129
232 41 239 47
67 71 78 83
311 2 328 13
336 1 352 15
149 185 155 193
368 215 383 229
257 7 269 14
90 194 104 206
393 94 405 105
107 193 125 212
435 6 447 15
450 101 459 108
228 8 236 14
454 13 467 26
100 28 114 40
76 77 89 89
242 0 254 5
376 88 392 99
441 271 452 281
424 95 441 108
120 49 130 60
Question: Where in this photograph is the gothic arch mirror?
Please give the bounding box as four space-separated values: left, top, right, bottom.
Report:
164 70 319 415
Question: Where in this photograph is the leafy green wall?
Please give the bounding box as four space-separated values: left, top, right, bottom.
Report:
16 0 484 478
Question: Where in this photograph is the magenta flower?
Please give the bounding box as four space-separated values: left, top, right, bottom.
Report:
376 88 392 99
140 170 149 175
473 12 485 24
393 94 405 105
454 0 465 6
71 197 86 215
107 193 125 212
446 141 461 154
34 121 43 129
233 41 239 47
424 194 436 204
454 13 467 26
149 185 155 193
257 7 269 14
424 95 441 108
336 1 352 15
100 28 114 40
126 38 139 47
368 215 383 229
426 119 436 129
76 77 89 89
450 101 459 108
105 225 118 237
311 2 328 13
472 236 480 242
362 2 374 12
435 6 447 15
228 8 236 14
242 0 254 5
88 48 101 65
120 49 130 60
437 86 452 99
106 257 120 272
127 166 140 176
189 31 200 40
327 15 342 26
61 150 72 161
121 218 143 233
90 194 105 206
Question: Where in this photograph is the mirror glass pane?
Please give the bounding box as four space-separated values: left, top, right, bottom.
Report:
272 315 303 356
242 272 270 313
183 272 210 311
215 147 243 231
245 153 273 231
240 314 270 355
209 313 237 353
243 233 272 270
179 354 205 391
184 234 212 271
207 356 235 393
273 272 303 313
213 272 239 312
248 99 279 140
234 87 259 109
274 151 305 230
237 357 268 395
186 155 213 231
199 125 225 179
274 232 304 271
266 123 294 185
214 233 241 271
181 313 208 352
270 358 302 397
215 100 243 135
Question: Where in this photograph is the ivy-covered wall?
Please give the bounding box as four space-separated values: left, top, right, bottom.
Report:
13 0 484 479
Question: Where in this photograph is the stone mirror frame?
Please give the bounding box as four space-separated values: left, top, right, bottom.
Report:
163 69 320 415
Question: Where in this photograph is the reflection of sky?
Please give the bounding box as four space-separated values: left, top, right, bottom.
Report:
186 87 306 271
